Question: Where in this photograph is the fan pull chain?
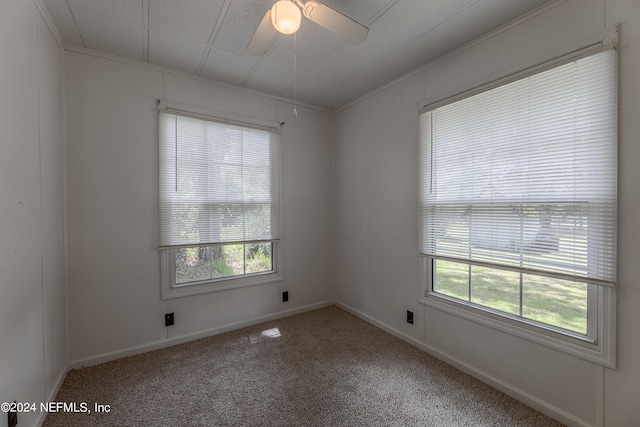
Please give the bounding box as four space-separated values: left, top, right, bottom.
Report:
293 32 298 118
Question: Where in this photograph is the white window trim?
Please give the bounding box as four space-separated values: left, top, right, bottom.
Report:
419 258 616 367
417 36 618 368
161 242 284 300
157 103 284 299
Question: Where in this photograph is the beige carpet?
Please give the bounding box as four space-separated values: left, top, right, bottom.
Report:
44 306 565 426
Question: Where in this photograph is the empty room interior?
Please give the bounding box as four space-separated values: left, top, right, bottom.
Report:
1 0 639 426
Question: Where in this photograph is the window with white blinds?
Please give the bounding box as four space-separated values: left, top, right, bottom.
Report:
159 111 281 249
419 48 617 288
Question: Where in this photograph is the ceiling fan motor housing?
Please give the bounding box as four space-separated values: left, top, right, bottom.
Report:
271 0 302 35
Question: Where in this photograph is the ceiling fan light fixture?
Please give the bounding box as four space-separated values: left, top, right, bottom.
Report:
271 1 301 35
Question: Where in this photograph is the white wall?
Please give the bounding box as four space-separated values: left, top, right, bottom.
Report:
333 0 640 426
4 0 638 426
0 1 65 427
64 52 334 364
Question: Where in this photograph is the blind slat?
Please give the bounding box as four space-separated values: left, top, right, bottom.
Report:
159 112 281 248
419 49 617 285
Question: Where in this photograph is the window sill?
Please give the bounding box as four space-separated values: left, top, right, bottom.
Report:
161 271 283 300
419 291 615 368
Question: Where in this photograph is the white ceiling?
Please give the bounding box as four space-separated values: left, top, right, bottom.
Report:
42 0 553 110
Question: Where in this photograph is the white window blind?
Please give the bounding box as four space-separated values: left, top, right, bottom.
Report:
159 111 281 249
419 48 617 287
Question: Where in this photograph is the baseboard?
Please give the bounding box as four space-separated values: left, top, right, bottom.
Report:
34 365 70 427
68 300 335 370
334 301 594 427
46 300 591 427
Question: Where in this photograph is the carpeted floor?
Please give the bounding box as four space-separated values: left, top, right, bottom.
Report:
44 306 565 426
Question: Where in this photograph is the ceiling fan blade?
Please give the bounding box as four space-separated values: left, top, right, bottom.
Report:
302 1 368 44
246 10 277 56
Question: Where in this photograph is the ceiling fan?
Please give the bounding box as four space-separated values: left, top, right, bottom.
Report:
246 0 369 56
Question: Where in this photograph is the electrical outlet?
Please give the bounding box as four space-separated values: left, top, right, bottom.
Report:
407 310 414 324
8 404 17 427
282 291 289 302
165 312 174 327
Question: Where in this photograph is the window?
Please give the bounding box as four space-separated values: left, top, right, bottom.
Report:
419 47 617 365
159 110 282 299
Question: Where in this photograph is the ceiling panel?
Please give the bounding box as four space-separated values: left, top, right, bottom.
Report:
239 38 295 95
200 47 260 86
148 31 207 74
212 0 273 54
71 6 144 60
43 0 556 110
244 18 350 96
295 0 551 106
286 0 478 102
67 0 143 24
318 0 394 26
148 0 224 44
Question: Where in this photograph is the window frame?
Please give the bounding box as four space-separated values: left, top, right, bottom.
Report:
161 242 283 299
420 258 616 367
431 258 599 342
418 43 618 367
158 106 284 300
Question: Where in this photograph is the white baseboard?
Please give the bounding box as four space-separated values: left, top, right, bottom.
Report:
334 301 594 427
68 300 334 370
44 300 591 427
34 365 70 427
